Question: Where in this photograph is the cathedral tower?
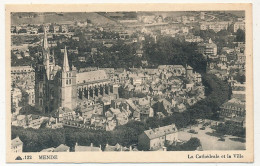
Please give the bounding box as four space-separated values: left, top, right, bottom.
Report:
59 46 77 110
35 25 57 113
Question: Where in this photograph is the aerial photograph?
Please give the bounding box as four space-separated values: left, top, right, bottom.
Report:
10 11 246 152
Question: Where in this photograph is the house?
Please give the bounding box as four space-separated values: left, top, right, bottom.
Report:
53 144 70 152
11 137 23 153
61 25 68 33
106 108 129 126
78 56 86 62
231 83 245 101
40 147 55 152
176 103 186 113
74 142 102 152
53 25 60 33
198 38 217 57
28 116 47 129
52 107 76 123
200 21 230 32
139 106 154 121
158 98 174 115
90 114 106 129
41 144 70 152
16 115 27 127
104 143 129 151
106 118 117 131
11 87 22 108
25 87 35 106
138 124 178 151
236 52 246 64
219 98 245 127
234 21 245 32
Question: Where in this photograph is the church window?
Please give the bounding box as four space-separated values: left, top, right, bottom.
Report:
66 80 68 85
40 99 43 106
69 79 71 84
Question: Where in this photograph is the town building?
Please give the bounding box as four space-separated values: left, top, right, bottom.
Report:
138 124 178 150
219 98 245 127
236 52 246 64
200 21 230 32
11 137 23 153
74 142 102 152
41 144 70 152
198 38 218 57
200 12 205 20
11 65 34 82
234 21 245 33
11 87 22 108
104 143 131 151
231 82 245 102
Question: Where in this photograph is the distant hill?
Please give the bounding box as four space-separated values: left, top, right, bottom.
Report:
224 11 245 17
11 12 118 25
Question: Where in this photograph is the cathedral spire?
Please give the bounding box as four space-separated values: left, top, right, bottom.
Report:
63 46 70 72
43 26 48 50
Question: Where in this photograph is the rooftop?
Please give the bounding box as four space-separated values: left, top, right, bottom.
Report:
11 137 23 148
53 144 70 152
144 124 178 140
76 70 109 85
75 143 101 152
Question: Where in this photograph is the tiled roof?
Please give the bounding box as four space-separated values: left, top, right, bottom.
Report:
75 144 101 152
144 124 178 140
53 144 70 152
40 147 55 152
104 143 129 151
76 70 108 85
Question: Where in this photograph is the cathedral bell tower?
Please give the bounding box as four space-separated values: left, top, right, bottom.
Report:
59 46 77 110
35 25 54 113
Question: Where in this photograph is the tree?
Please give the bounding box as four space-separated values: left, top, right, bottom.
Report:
19 89 29 107
217 29 230 36
18 29 27 34
38 26 44 33
167 137 201 151
235 29 245 42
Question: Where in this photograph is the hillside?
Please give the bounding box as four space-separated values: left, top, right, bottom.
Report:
11 12 118 25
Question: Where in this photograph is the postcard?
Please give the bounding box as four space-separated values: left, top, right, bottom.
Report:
5 3 253 163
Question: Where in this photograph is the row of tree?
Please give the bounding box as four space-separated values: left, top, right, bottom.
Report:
167 137 201 151
213 121 245 138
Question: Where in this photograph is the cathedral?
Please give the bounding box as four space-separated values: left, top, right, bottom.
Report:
35 27 117 113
